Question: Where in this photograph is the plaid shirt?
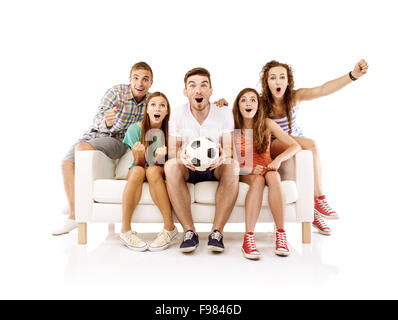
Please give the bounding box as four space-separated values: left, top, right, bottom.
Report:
89 84 147 136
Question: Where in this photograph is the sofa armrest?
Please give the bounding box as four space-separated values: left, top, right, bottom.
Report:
75 150 115 222
293 150 314 222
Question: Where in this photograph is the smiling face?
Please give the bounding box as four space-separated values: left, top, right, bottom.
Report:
146 95 168 127
267 66 289 99
184 74 213 111
129 68 153 102
239 91 258 120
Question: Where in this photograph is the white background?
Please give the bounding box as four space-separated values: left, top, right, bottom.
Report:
1 0 397 299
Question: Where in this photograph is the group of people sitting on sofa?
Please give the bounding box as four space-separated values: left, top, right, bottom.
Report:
52 59 368 260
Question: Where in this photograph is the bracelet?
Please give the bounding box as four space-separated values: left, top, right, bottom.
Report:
349 71 358 81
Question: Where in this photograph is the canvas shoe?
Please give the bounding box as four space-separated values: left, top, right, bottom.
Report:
275 229 290 257
119 230 148 251
148 227 178 252
208 230 224 252
312 212 332 235
180 230 199 253
242 232 261 260
314 195 339 219
52 218 78 236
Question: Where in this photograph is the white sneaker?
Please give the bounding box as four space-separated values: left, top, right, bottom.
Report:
52 219 78 236
120 231 148 251
149 227 178 252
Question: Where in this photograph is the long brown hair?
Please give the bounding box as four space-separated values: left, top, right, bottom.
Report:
233 88 270 154
140 92 170 149
260 60 295 134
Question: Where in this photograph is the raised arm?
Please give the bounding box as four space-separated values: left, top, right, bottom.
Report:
267 118 301 170
294 59 368 104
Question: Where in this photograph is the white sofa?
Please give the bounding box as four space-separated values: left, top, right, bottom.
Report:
75 150 314 245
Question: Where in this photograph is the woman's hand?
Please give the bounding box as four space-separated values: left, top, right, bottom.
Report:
252 165 266 175
155 146 167 164
267 159 282 171
352 59 369 79
132 142 146 166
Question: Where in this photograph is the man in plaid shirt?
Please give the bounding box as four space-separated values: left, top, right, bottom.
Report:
52 62 153 236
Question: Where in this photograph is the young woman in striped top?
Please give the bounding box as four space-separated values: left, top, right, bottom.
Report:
260 59 368 235
233 88 301 259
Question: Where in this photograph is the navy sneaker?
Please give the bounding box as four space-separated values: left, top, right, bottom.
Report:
208 230 224 252
180 230 199 253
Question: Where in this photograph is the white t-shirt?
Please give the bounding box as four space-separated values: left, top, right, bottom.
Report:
169 103 234 144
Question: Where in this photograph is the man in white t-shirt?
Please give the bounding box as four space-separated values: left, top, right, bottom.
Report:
165 67 239 253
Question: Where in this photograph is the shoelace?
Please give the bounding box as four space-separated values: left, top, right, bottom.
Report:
317 198 335 214
314 213 330 230
125 231 143 245
275 231 288 249
244 233 258 252
184 231 195 241
154 230 169 243
210 231 222 241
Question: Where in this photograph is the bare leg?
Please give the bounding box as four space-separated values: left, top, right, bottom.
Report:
63 142 96 220
212 161 239 233
265 170 285 230
240 174 265 233
271 137 323 197
146 165 175 231
61 160 75 220
121 166 146 233
164 159 192 232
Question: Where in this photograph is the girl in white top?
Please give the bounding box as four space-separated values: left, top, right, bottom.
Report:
260 59 368 235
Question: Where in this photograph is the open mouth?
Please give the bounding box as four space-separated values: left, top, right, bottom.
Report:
195 97 204 103
276 87 281 93
245 108 253 113
135 87 144 92
154 113 161 120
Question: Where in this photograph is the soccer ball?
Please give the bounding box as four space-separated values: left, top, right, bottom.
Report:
184 137 219 171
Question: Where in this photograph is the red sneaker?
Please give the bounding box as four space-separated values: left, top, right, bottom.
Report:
312 212 332 235
314 195 339 219
275 229 289 257
242 232 261 260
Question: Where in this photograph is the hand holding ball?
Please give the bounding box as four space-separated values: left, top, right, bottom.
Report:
183 137 219 171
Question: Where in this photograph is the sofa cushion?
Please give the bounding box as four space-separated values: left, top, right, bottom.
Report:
114 150 133 180
93 179 195 204
194 180 298 206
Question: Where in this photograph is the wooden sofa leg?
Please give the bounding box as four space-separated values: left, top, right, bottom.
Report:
302 222 311 244
108 223 115 233
78 223 87 245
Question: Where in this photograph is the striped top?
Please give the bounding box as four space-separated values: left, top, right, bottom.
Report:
271 106 304 137
235 133 272 169
89 84 147 136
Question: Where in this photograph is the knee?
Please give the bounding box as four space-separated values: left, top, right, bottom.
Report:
252 175 266 187
127 166 146 183
303 138 318 153
265 171 281 185
61 160 74 173
164 159 180 178
146 165 163 183
75 142 94 152
221 159 240 179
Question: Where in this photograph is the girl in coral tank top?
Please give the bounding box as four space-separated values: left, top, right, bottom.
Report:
233 88 301 260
